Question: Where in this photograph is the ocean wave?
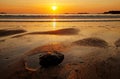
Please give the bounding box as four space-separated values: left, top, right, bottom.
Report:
0 19 120 22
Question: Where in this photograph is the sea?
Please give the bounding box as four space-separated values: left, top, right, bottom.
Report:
0 14 120 22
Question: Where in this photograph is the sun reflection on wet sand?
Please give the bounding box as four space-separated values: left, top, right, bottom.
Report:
52 22 56 29
52 19 57 29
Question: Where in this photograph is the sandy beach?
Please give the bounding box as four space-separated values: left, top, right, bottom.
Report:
0 21 120 79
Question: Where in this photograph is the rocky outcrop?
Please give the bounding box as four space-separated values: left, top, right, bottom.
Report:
39 51 64 68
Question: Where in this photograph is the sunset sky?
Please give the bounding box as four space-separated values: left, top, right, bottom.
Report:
0 0 120 14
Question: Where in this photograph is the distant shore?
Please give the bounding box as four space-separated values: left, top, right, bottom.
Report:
0 10 120 15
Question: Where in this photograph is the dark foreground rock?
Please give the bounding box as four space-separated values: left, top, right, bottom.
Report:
39 51 64 68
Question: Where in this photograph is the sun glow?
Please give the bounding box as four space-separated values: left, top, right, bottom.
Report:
52 6 57 11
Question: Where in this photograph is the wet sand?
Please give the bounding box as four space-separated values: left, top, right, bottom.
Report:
28 28 79 35
0 24 120 79
115 38 120 47
0 29 26 37
0 39 120 79
73 37 108 48
12 28 79 38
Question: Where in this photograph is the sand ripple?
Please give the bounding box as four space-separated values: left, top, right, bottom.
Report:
0 29 26 37
73 37 108 48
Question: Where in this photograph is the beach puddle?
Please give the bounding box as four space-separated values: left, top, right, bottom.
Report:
24 53 40 71
24 43 68 71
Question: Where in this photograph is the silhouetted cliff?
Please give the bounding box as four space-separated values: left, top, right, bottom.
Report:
104 11 120 14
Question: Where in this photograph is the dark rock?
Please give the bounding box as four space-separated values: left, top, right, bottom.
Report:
39 51 64 68
104 11 120 14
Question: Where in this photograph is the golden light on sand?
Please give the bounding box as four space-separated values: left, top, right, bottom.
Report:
52 6 57 11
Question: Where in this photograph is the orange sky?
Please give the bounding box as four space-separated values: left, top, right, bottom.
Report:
0 0 120 14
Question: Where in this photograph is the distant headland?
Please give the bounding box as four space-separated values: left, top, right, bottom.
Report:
104 11 120 14
0 12 7 14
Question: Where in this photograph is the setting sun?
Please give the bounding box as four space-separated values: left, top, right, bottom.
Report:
52 6 57 11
